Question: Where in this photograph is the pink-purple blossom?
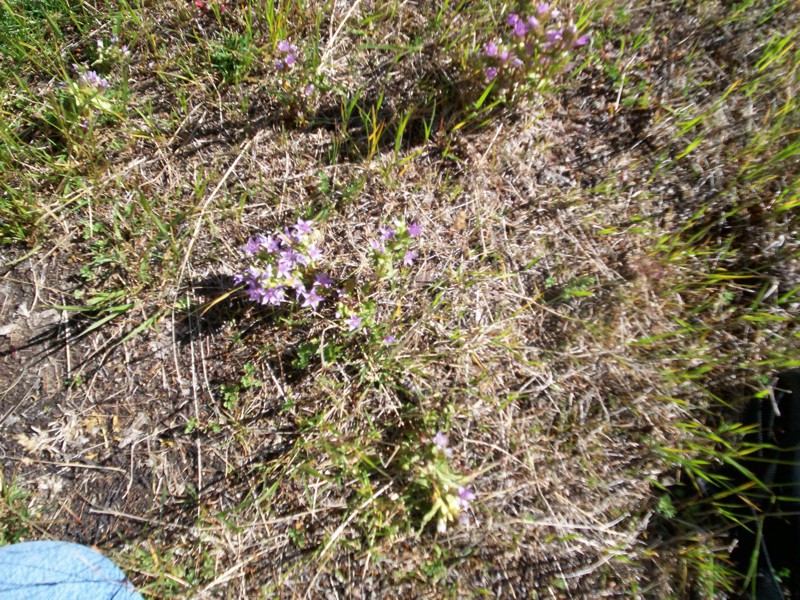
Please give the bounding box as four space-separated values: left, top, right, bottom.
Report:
305 245 322 263
379 226 395 241
432 431 448 450
314 272 334 288
295 218 313 235
403 250 418 267
574 34 590 47
457 486 476 507
262 286 285 306
301 288 324 310
79 70 110 90
345 315 362 331
244 237 262 256
407 222 422 237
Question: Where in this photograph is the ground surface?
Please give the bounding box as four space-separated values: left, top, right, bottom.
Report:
0 0 798 597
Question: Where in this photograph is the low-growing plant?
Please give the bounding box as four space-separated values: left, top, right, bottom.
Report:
90 36 131 74
400 431 476 534
272 38 318 120
479 2 590 95
234 216 333 311
211 30 254 84
233 216 423 334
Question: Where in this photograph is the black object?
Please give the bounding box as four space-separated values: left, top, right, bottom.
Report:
729 369 800 600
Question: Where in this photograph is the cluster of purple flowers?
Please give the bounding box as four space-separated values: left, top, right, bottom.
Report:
481 3 589 83
77 69 111 91
275 40 299 72
274 40 315 97
370 219 423 278
234 218 335 311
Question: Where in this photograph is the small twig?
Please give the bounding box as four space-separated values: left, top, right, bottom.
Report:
2 455 127 474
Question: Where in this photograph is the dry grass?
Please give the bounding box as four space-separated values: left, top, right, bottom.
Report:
1 0 798 597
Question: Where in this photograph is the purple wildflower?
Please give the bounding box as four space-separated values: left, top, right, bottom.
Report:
384 335 397 345
264 235 282 253
407 222 422 238
244 267 262 281
432 431 448 450
536 2 550 15
277 260 294 279
484 41 498 57
457 486 476 508
301 288 324 310
543 29 563 49
345 314 362 331
285 53 298 66
506 13 520 27
243 237 262 256
486 67 498 81
511 57 524 68
275 59 286 72
277 40 291 52
280 248 303 266
527 15 540 29
304 83 315 96
369 239 385 253
379 226 395 241
244 281 263 302
79 70 110 90
314 272 334 288
498 49 510 63
262 286 285 306
284 227 302 244
574 34 590 47
403 250 418 267
513 20 529 37
306 245 323 263
295 218 313 235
